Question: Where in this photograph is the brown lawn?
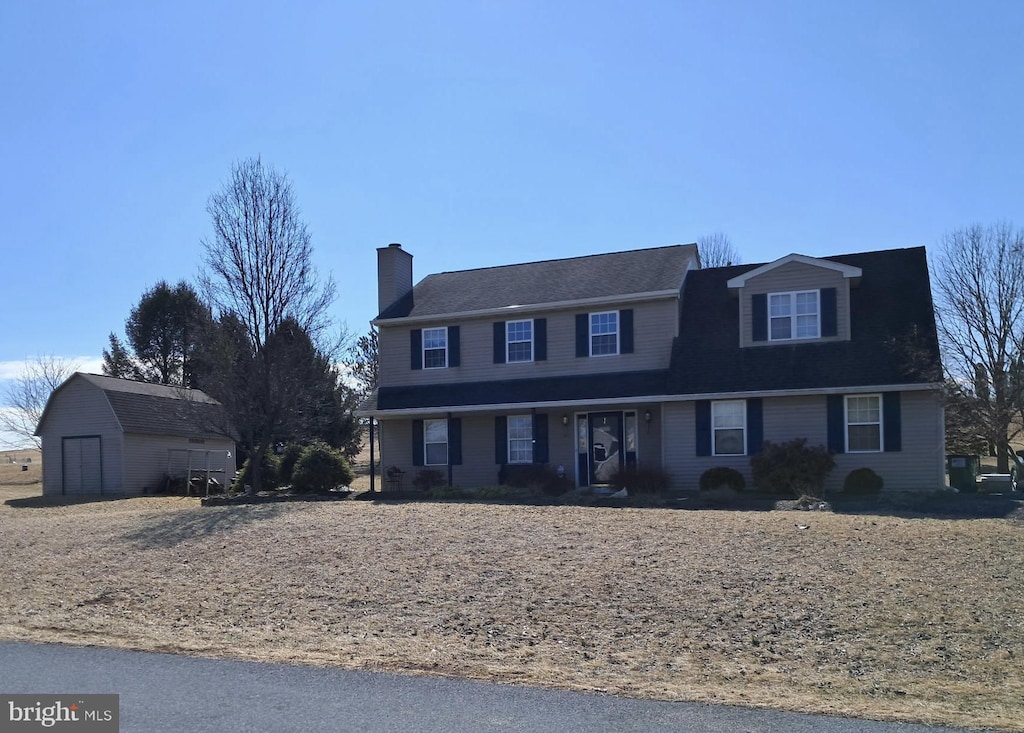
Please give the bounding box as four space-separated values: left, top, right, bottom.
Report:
0 480 1022 731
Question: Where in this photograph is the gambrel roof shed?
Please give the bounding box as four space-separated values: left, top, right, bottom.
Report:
35 373 235 495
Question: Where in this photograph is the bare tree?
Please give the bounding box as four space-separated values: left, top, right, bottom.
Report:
697 232 741 268
201 157 335 352
1 355 79 449
198 157 339 490
932 222 1024 471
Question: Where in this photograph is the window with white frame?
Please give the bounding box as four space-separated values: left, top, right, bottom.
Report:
422 327 447 368
424 419 448 464
508 415 533 463
507 320 533 362
846 395 882 452
590 311 619 356
769 290 819 341
712 400 746 456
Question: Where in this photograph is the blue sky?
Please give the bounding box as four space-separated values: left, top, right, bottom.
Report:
1 1 1022 396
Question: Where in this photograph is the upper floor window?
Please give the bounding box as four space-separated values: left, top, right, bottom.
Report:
423 327 447 368
846 395 882 452
712 400 746 456
769 290 819 341
590 311 619 356
424 418 449 465
507 415 533 463
507 320 533 362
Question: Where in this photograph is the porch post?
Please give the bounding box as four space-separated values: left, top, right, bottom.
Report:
369 417 376 493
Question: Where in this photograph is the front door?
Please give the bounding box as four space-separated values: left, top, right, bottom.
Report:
588 412 623 485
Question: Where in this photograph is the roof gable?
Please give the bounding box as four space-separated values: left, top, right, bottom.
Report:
377 244 698 321
726 253 862 290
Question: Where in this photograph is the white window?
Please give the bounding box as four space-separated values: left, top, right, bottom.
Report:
769 291 819 341
713 400 746 456
590 311 619 356
424 419 448 465
423 327 447 369
508 415 533 463
507 320 533 362
846 395 882 452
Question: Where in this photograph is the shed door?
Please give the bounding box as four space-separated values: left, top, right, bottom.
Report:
63 436 102 494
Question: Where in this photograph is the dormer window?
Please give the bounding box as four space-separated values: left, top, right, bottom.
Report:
769 290 819 341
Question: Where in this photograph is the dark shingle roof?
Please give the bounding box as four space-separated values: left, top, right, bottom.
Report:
667 247 941 394
376 371 669 411
377 244 698 319
53 374 234 439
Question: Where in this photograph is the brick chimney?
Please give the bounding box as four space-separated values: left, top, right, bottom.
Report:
376 243 413 315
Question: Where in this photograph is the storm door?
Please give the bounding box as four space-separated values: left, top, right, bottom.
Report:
588 412 623 485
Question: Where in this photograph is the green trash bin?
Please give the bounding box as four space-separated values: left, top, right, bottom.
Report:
946 454 980 493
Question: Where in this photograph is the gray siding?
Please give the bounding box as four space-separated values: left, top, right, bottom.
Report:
377 404 664 490
378 297 679 389
738 261 851 347
123 433 236 495
39 378 123 495
663 390 944 492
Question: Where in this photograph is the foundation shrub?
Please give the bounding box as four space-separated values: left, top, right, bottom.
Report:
610 465 671 495
843 467 884 495
699 467 746 492
412 468 447 492
750 438 835 497
499 464 572 496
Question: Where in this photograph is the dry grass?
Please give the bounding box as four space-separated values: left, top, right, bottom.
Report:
0 482 1022 731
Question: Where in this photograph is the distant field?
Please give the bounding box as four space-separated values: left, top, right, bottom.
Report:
0 484 1022 731
0 449 40 487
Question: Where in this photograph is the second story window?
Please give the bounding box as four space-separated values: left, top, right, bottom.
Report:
590 311 619 356
423 327 447 368
507 320 533 362
769 290 819 341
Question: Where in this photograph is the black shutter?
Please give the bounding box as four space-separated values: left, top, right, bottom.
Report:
534 318 547 361
410 329 423 370
746 398 763 455
821 288 837 337
412 420 424 465
620 309 634 354
533 413 549 463
494 416 508 464
449 417 463 464
883 392 902 452
695 400 712 456
448 326 460 367
752 294 768 342
575 314 589 357
493 322 506 364
827 395 845 453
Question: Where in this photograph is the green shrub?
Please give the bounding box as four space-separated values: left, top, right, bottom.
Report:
291 441 354 493
427 485 466 500
277 442 305 485
750 438 835 497
231 448 282 492
843 467 884 495
412 468 446 492
610 465 671 495
699 466 746 492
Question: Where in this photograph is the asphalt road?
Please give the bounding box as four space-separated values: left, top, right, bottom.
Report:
0 641 979 733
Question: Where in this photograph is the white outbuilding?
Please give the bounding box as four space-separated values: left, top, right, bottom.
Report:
35 373 236 496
